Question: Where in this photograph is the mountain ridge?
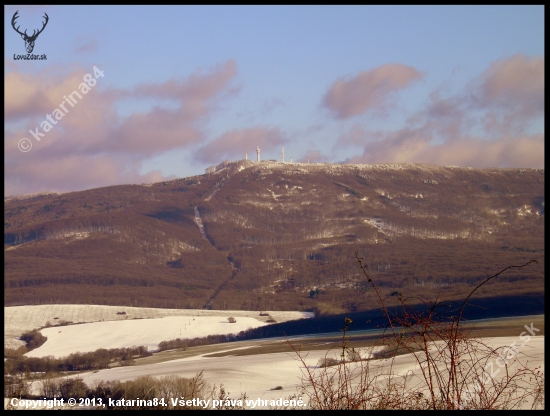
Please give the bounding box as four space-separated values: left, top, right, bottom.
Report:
4 161 544 314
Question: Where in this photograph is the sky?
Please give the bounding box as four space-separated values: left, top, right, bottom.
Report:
4 5 544 196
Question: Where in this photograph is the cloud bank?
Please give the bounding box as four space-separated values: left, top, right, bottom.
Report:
323 63 423 119
5 61 237 195
4 53 543 196
336 54 544 169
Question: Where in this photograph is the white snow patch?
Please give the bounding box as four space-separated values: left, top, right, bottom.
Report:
5 305 312 350
267 188 281 201
25 316 268 358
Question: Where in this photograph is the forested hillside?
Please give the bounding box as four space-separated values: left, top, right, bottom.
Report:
5 161 544 314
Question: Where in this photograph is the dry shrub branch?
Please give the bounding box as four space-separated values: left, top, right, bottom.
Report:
290 255 544 410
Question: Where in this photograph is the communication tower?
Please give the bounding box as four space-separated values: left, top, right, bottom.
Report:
256 146 261 162
245 153 248 160
282 147 285 162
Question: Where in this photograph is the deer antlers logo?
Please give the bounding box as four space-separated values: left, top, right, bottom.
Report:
11 10 49 54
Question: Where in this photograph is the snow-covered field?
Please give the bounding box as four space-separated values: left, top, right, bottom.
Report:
26 316 272 358
4 306 544 410
43 335 544 409
4 304 313 352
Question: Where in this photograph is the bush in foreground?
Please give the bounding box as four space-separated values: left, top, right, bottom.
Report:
291 255 544 410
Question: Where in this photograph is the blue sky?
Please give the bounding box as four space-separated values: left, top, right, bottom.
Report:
4 5 544 195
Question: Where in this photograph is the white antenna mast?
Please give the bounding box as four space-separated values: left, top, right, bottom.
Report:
256 146 261 162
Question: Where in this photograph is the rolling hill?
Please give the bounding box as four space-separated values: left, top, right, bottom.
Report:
4 161 544 314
